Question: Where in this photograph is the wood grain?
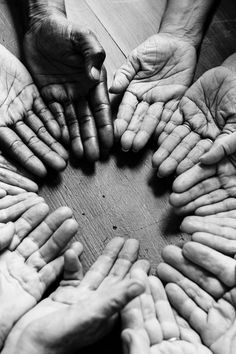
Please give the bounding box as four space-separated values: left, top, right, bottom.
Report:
0 0 235 353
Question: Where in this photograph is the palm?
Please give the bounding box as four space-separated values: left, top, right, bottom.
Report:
0 44 67 177
158 243 236 354
152 66 236 177
24 14 113 161
3 238 147 354
111 34 196 152
121 271 210 354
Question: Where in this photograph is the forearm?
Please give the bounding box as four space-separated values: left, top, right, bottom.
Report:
159 0 215 47
22 0 66 28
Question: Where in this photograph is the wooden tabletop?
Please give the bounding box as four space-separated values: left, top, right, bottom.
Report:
1 0 236 353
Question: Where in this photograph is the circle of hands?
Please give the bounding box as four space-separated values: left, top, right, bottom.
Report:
0 9 236 354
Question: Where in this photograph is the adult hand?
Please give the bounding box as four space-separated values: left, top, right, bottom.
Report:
169 157 236 215
181 212 236 256
121 270 211 354
152 66 236 177
110 34 196 152
0 44 68 177
24 14 113 161
0 152 38 197
3 237 148 354
0 206 78 349
158 242 236 354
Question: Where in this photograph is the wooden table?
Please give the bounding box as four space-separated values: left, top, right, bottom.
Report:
1 0 236 353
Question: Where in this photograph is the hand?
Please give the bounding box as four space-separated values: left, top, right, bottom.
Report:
110 33 196 152
158 242 236 354
152 66 236 177
181 212 236 256
169 157 236 215
121 270 211 354
24 14 113 161
0 44 68 177
0 152 38 196
0 206 78 349
0 192 44 223
3 237 148 354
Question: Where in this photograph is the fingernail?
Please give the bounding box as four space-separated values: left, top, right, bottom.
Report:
90 66 100 81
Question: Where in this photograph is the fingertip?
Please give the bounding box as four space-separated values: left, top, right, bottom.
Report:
0 189 7 198
121 131 135 152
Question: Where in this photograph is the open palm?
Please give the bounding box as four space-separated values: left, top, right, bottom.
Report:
110 34 196 152
158 242 236 354
152 66 236 177
3 238 148 354
121 270 211 354
24 14 113 161
0 207 78 349
0 44 68 177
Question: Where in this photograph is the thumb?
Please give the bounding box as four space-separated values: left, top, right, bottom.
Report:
122 329 149 354
95 279 145 319
0 222 15 251
72 27 106 81
200 132 236 164
110 51 140 94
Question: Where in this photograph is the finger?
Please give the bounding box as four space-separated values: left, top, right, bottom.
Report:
0 193 37 209
130 259 151 274
79 237 125 290
14 121 66 171
114 92 138 140
165 283 207 335
170 177 221 208
0 181 25 195
48 102 70 145
122 329 149 354
154 101 181 140
201 132 236 164
172 163 217 194
161 246 226 298
177 139 213 175
149 276 180 340
120 101 150 152
16 206 73 258
157 131 200 178
0 195 44 223
0 188 6 197
89 68 113 152
173 189 229 215
10 202 50 250
195 198 236 215
26 219 79 269
110 51 140 93
132 102 163 152
75 99 99 161
173 309 202 343
152 125 191 170
33 95 61 139
183 242 236 287
157 263 215 311
63 242 84 281
105 239 140 280
121 269 149 336
0 222 15 250
0 168 38 192
0 127 47 177
181 215 236 237
72 27 105 81
25 111 68 160
39 256 64 294
192 232 236 255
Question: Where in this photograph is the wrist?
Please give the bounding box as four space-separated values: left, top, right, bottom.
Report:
26 0 66 29
159 0 215 48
